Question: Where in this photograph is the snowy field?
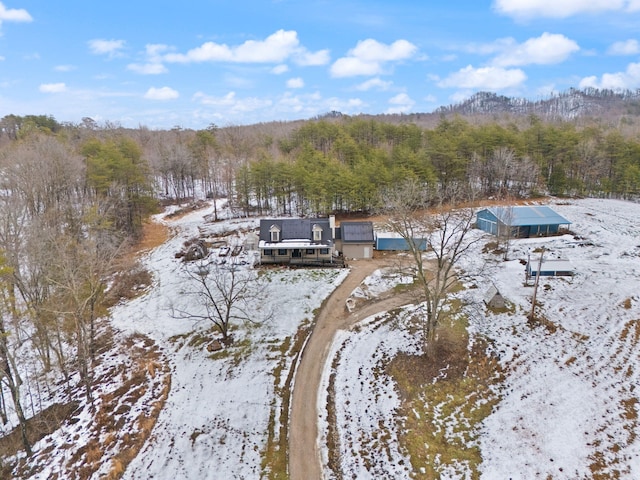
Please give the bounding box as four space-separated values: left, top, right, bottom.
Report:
108 205 348 479
7 198 639 479
321 198 640 479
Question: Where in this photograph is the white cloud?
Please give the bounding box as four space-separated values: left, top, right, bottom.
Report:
39 83 67 93
271 64 289 74
579 62 640 90
386 93 415 114
193 91 273 113
608 39 640 55
294 49 330 66
350 39 417 62
286 77 304 89
355 77 393 91
128 63 168 75
163 29 325 65
326 97 365 113
144 86 179 100
492 33 579 66
438 65 527 90
88 39 125 57
0 2 32 27
493 0 639 19
54 64 75 72
331 57 384 77
330 38 417 77
145 44 170 60
463 38 515 55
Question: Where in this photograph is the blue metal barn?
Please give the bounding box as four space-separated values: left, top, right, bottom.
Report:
375 232 427 251
476 206 571 238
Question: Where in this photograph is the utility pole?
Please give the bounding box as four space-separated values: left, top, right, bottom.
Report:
529 248 544 320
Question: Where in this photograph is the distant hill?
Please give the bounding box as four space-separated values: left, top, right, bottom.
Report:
434 88 640 121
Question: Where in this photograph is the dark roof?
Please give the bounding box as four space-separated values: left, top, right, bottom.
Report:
259 218 333 244
485 206 571 226
340 221 374 243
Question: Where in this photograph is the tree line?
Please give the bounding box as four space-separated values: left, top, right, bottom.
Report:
236 116 640 216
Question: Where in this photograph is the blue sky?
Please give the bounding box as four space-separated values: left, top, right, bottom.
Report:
2 0 640 129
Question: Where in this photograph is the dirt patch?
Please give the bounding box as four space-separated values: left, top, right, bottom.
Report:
163 200 210 220
0 401 81 461
388 323 504 478
388 322 470 399
136 220 170 254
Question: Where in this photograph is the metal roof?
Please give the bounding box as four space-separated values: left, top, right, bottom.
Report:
259 218 333 243
340 221 374 243
488 206 571 227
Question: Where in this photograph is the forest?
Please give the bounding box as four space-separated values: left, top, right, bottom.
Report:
1 94 640 458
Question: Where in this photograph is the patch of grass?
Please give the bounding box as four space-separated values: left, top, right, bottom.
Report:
136 220 170 254
325 353 342 479
527 313 559 334
262 325 312 479
388 318 503 479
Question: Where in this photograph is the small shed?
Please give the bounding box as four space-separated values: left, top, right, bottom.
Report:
526 258 574 277
484 285 506 309
336 221 374 259
375 232 427 251
476 206 571 238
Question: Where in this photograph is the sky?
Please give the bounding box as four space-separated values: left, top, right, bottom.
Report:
2 0 640 129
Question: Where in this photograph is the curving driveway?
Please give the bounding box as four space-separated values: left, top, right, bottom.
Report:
288 258 416 479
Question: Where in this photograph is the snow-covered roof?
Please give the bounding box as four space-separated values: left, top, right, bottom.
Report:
258 240 331 249
527 258 573 272
487 206 571 226
375 232 405 239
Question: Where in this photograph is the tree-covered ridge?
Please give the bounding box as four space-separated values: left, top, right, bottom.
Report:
2 109 640 219
237 116 640 215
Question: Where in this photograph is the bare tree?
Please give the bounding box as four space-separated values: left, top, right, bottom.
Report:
0 250 32 456
44 226 118 404
382 179 479 356
174 260 270 345
496 203 515 261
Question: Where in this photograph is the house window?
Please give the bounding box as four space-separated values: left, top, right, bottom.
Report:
264 249 273 256
278 249 287 256
320 248 329 254
312 224 323 242
269 224 281 242
306 249 315 255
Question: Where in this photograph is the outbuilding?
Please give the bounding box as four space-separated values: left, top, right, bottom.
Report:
484 285 506 309
476 205 571 238
526 258 574 278
375 232 427 251
335 221 374 259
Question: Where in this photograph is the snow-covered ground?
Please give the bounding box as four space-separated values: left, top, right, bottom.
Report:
321 198 640 479
106 205 348 479
6 198 639 479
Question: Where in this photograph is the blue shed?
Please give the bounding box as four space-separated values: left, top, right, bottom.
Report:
476 206 571 238
375 232 427 251
526 258 573 277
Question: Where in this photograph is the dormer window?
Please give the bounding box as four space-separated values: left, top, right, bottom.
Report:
312 224 323 242
269 224 281 242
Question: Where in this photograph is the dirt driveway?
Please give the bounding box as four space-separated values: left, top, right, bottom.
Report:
288 257 417 479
